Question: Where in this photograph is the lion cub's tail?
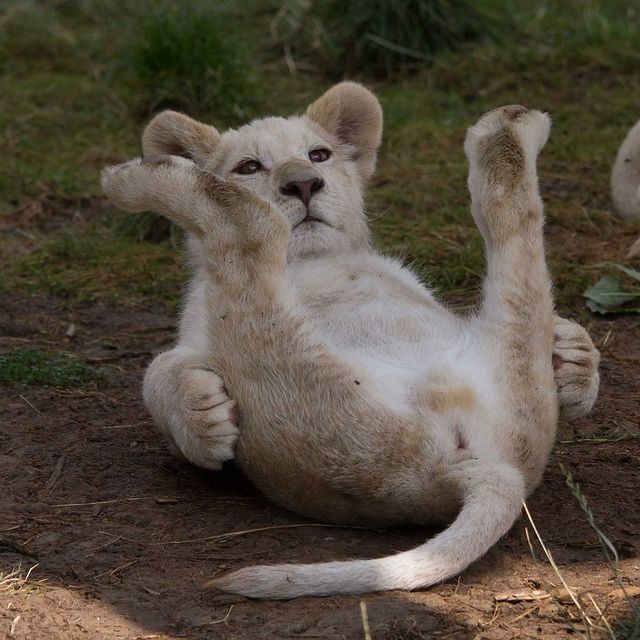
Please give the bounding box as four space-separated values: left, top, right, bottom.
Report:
205 460 525 599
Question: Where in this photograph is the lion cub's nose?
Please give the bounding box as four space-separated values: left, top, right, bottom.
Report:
280 178 324 208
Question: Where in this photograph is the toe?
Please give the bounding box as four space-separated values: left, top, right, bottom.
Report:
205 399 237 424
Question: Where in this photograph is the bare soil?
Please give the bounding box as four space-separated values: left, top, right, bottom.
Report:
1 228 639 639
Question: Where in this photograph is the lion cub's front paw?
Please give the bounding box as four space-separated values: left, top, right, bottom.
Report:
144 355 240 470
174 364 240 470
101 155 195 214
553 317 600 421
141 154 195 169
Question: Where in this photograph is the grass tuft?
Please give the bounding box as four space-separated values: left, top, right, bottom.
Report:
0 1 78 73
123 5 251 119
273 0 500 77
0 349 104 388
615 618 640 640
0 564 46 595
1 229 184 305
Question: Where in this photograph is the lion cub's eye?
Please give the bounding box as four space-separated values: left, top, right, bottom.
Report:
234 159 263 175
309 148 331 163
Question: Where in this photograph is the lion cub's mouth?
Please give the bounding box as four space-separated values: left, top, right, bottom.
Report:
293 215 329 230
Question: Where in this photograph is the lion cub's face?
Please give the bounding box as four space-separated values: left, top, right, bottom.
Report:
204 117 369 258
142 82 383 259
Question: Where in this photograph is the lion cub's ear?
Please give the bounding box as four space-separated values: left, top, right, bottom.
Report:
142 111 220 164
305 82 383 181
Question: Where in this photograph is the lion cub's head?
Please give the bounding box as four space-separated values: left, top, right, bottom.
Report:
141 82 383 259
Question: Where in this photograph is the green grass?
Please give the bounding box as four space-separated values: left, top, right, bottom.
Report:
0 0 261 212
0 349 104 387
272 0 501 78
124 5 251 119
1 0 639 307
0 228 185 306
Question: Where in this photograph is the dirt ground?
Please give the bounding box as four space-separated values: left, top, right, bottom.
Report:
1 212 639 639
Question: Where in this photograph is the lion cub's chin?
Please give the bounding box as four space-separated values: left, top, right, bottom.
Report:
288 222 354 259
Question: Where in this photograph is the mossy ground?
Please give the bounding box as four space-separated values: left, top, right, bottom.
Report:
0 348 104 387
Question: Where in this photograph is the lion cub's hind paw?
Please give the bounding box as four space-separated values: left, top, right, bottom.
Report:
553 318 600 421
464 106 551 243
464 105 551 167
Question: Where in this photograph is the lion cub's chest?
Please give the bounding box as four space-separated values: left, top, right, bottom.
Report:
288 253 483 414
289 254 448 352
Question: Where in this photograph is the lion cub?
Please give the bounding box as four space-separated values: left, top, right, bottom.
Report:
102 83 599 599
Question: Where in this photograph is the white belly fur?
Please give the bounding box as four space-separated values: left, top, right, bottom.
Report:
291 253 503 457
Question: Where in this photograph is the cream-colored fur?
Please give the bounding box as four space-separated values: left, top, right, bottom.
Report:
612 118 640 221
102 84 600 599
611 118 640 258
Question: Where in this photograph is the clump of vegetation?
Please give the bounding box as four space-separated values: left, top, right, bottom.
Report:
616 617 640 640
0 1 78 73
272 0 503 77
0 349 104 388
0 564 47 595
584 264 640 314
124 5 251 119
2 229 183 305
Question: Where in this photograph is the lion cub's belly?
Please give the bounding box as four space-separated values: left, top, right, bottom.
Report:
290 255 500 419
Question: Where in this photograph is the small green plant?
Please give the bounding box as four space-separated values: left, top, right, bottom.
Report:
583 264 640 314
616 618 640 640
125 6 250 119
272 0 503 77
0 349 104 388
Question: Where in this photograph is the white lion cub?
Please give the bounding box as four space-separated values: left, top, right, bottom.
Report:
102 83 600 599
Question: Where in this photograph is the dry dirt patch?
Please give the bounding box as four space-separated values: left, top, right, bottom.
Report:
1 296 638 639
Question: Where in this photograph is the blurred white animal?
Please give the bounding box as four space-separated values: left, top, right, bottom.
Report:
611 118 640 258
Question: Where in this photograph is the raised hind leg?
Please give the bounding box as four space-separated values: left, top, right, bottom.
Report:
464 106 559 487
